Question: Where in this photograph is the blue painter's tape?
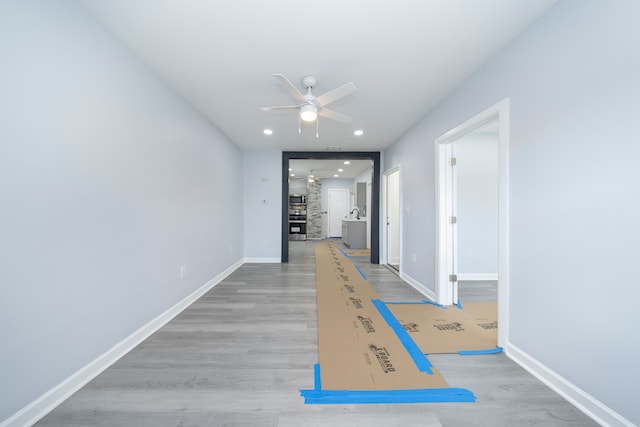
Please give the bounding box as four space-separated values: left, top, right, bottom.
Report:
458 347 503 356
382 301 420 305
303 363 476 404
455 300 463 310
383 300 447 309
313 363 322 391
354 264 367 280
300 387 476 404
371 299 432 373
339 248 350 258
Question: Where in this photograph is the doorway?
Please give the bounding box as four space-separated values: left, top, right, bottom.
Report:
384 167 401 271
281 152 381 263
434 99 509 347
328 189 349 237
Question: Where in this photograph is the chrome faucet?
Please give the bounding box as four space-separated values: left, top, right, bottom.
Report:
350 208 360 220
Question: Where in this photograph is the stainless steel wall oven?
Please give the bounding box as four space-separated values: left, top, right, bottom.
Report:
288 200 307 241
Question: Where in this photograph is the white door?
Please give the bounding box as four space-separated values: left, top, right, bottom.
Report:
328 189 349 237
385 168 401 270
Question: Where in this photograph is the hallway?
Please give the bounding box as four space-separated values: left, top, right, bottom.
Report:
36 242 594 426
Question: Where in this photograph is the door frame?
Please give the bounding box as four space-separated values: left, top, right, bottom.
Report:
382 166 401 272
434 99 509 347
282 151 381 263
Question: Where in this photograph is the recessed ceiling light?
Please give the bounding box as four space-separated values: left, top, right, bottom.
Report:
344 161 350 165
338 168 343 172
263 129 273 135
354 129 364 136
334 174 339 177
290 173 295 177
289 168 292 171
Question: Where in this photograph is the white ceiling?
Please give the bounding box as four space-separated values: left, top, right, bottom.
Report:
289 159 372 180
77 0 558 152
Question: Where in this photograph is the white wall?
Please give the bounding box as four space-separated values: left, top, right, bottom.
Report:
243 151 281 260
455 132 499 274
384 0 639 424
0 0 244 423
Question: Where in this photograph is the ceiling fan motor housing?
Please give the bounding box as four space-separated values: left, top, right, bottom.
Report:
301 75 316 90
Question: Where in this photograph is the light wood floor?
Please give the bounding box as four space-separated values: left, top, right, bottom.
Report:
36 241 596 426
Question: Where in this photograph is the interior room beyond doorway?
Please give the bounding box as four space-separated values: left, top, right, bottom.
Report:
281 152 381 264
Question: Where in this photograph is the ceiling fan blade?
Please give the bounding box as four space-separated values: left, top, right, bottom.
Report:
273 73 305 102
316 82 357 107
318 108 352 124
259 105 299 111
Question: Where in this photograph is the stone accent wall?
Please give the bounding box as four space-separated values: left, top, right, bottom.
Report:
306 179 323 239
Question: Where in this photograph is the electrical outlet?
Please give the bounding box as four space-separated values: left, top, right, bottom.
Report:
467 250 473 258
179 266 187 279
412 253 416 263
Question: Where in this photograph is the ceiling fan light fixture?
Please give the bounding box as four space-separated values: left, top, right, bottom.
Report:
300 104 318 122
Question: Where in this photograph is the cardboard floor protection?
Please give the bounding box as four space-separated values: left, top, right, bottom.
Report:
301 240 475 403
341 247 371 258
386 301 498 354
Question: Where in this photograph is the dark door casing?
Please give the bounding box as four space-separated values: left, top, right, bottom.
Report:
282 151 381 263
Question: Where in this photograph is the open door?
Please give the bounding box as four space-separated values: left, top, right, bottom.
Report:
446 146 459 304
437 144 458 304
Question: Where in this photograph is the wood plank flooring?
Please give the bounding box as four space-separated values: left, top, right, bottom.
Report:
36 241 596 426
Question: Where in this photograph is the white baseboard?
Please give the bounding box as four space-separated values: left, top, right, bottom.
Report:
243 257 281 263
400 272 437 302
1 259 245 427
506 342 634 427
457 273 498 281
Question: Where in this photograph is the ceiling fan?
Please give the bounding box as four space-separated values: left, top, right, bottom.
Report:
259 74 357 133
